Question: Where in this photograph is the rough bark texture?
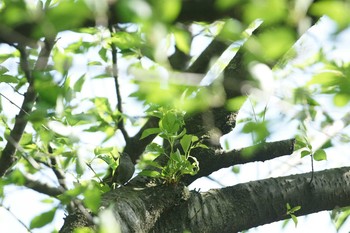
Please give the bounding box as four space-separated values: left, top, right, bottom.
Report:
60 167 350 233
151 167 350 232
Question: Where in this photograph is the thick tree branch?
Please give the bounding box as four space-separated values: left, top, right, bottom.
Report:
60 184 189 233
152 166 350 232
61 166 350 233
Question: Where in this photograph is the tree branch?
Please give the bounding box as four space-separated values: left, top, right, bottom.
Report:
152 166 350 232
183 138 295 184
23 174 63 197
0 37 56 177
61 166 350 233
123 116 159 163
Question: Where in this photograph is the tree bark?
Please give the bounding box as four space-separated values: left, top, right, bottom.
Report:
60 166 350 233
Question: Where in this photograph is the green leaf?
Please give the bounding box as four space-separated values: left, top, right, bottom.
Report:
313 149 327 161
46 0 92 34
0 75 18 83
310 1 350 29
139 170 161 178
83 183 101 213
94 146 114 155
30 208 57 229
109 31 142 50
97 154 118 170
333 93 350 107
154 0 182 23
286 202 291 210
33 72 62 107
289 206 301 213
140 128 162 139
173 27 191 54
291 214 298 227
73 74 86 92
226 96 247 111
294 137 307 151
73 227 95 233
180 134 192 154
0 65 9 75
160 111 183 135
300 150 311 158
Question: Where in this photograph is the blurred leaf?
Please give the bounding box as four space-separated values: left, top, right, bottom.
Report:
226 96 247 111
83 182 101 213
94 146 114 155
73 74 86 92
232 166 240 174
0 75 18 83
45 0 92 34
139 170 161 178
310 1 350 29
314 149 327 161
73 227 95 233
110 31 142 50
218 18 242 42
33 72 62 107
333 93 350 107
215 0 240 10
291 214 298 227
140 128 161 139
173 27 191 54
180 134 193 154
30 208 57 229
243 0 287 26
300 150 311 158
0 66 9 75
20 133 32 146
255 27 295 61
153 0 182 23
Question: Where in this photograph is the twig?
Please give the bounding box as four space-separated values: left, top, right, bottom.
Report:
16 45 32 82
0 37 56 177
109 26 129 143
0 93 28 115
0 204 32 232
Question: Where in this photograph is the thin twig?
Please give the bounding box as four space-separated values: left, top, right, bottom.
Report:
0 204 32 232
0 37 56 177
109 26 129 142
0 93 28 115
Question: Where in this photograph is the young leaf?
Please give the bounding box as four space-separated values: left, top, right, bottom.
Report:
140 128 162 139
314 149 327 161
180 134 192 154
30 208 57 229
139 170 161 178
291 214 298 227
83 183 101 213
300 150 311 158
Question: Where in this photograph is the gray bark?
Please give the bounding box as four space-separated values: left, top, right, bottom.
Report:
60 166 350 233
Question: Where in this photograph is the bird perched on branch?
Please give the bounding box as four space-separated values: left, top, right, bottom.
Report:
104 152 135 187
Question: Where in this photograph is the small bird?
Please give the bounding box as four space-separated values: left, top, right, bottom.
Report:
111 152 135 186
